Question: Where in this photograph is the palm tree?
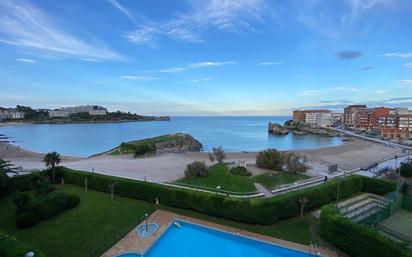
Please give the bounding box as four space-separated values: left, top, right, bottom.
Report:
43 151 61 184
299 196 309 217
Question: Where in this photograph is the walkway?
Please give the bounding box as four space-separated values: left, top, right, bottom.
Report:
254 183 273 197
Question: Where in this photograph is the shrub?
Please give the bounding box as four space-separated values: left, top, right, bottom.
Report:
0 230 46 257
362 176 396 195
281 152 309 174
185 161 209 179
230 166 252 177
256 149 283 170
66 194 80 209
12 192 31 214
34 182 56 197
401 162 412 177
320 205 412 257
28 191 68 220
211 147 226 164
16 212 40 229
119 142 135 153
134 143 156 157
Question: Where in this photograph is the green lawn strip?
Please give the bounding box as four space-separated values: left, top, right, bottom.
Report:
253 172 310 190
176 164 257 193
0 184 318 257
111 134 178 155
159 204 315 245
0 184 155 257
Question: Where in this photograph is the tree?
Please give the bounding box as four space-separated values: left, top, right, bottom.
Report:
256 149 283 170
208 152 215 163
0 159 19 197
212 147 226 164
299 196 309 217
43 151 61 184
282 152 309 174
184 161 208 179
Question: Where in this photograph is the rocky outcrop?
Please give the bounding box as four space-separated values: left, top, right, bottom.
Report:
292 130 309 135
155 133 203 153
268 123 289 135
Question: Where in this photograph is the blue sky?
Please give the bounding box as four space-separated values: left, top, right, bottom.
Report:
0 0 412 115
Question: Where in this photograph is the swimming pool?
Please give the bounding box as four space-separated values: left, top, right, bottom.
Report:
140 221 319 257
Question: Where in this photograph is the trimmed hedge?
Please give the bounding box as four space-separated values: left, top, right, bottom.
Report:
54 167 396 224
230 166 252 177
320 205 412 257
401 162 412 177
0 230 46 257
13 190 80 229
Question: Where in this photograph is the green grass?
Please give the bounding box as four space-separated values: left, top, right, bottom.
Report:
0 184 156 257
0 184 320 257
176 164 257 193
253 172 310 190
111 134 178 155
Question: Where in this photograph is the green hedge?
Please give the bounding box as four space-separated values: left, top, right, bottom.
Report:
53 167 396 224
320 205 411 257
0 230 46 257
401 162 412 177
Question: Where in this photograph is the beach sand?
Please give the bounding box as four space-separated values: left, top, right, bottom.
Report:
1 137 404 182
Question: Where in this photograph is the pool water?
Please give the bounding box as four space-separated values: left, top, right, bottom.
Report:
143 221 316 257
136 223 158 238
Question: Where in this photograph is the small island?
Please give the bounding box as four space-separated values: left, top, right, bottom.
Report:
268 120 342 137
0 105 170 124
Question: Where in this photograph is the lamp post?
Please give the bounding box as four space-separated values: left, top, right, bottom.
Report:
25 252 34 257
395 155 401 193
145 213 149 232
336 177 343 208
216 185 221 195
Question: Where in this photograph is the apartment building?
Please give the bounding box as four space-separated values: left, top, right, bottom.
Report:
292 109 332 127
343 105 367 127
48 105 107 118
0 109 25 120
332 113 343 125
343 105 412 139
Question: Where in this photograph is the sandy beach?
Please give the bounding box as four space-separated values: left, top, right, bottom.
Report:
0 136 404 182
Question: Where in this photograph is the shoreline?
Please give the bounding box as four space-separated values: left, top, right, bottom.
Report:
0 118 170 127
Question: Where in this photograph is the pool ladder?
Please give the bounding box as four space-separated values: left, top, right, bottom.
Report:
309 242 322 256
172 216 182 228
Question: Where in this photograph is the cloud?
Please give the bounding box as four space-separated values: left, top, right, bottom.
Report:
0 0 124 61
336 51 363 60
124 0 272 45
373 89 387 94
190 78 211 83
405 63 412 69
397 80 412 85
120 76 158 81
377 52 412 58
16 58 35 63
301 90 318 96
328 86 360 92
318 99 353 104
259 62 282 65
108 0 137 24
360 66 374 71
158 61 236 73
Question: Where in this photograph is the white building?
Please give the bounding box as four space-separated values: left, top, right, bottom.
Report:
88 109 107 115
48 105 107 118
332 113 343 125
0 109 25 120
48 110 69 118
316 112 332 127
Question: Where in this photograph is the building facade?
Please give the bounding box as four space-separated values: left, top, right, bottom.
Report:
48 105 107 118
0 109 25 120
343 105 367 127
292 109 332 127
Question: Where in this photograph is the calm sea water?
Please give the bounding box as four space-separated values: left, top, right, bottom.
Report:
0 116 341 156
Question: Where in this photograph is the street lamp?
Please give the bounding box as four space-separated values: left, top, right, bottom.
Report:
395 155 401 192
25 252 34 257
336 177 343 208
216 185 221 195
145 213 149 232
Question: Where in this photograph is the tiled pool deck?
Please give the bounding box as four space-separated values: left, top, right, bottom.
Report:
101 210 338 257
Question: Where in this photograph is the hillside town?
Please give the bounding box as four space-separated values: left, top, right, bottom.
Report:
293 105 412 140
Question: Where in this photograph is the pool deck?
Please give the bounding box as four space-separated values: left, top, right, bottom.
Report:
101 209 338 257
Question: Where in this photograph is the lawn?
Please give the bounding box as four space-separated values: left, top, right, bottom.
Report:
175 164 257 193
253 171 310 190
111 134 178 155
0 184 156 257
0 184 319 257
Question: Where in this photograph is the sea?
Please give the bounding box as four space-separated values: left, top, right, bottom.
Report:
0 116 342 157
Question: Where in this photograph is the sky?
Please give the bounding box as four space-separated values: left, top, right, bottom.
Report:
0 0 412 116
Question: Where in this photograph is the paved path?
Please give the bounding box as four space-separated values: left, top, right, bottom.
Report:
254 183 273 197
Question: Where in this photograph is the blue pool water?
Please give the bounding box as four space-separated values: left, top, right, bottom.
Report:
0 116 341 156
135 223 158 238
142 221 314 257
